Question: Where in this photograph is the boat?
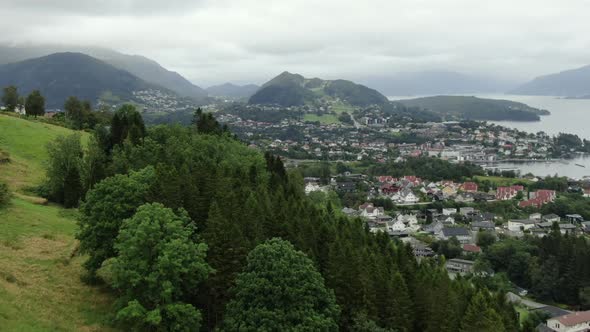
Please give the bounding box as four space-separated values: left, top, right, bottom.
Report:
575 163 586 168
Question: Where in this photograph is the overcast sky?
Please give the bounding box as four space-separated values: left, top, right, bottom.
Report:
1 0 589 86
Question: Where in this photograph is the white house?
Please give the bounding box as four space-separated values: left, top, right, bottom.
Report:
389 219 407 232
442 208 457 216
359 203 384 219
508 219 538 232
398 188 419 204
398 214 418 227
545 310 590 332
305 182 322 194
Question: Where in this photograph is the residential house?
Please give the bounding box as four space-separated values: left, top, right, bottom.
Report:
462 244 482 254
359 203 384 219
543 214 561 223
459 207 475 216
471 221 496 232
341 207 358 217
436 214 456 225
304 181 322 194
559 223 577 235
461 182 479 192
581 222 590 234
441 185 457 198
424 221 444 235
442 208 458 216
389 219 407 232
438 227 472 244
496 185 524 200
565 214 584 224
395 188 419 204
520 190 556 208
336 181 356 193
445 258 475 274
529 213 542 220
455 192 474 203
508 219 538 232
544 310 590 332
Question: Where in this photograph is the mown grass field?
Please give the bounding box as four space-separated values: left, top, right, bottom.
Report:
0 113 113 331
0 113 89 192
473 175 532 187
303 113 340 124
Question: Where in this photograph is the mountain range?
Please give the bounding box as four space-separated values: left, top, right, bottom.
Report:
249 72 389 107
0 52 168 108
511 65 590 97
360 71 514 96
206 83 260 99
0 45 207 100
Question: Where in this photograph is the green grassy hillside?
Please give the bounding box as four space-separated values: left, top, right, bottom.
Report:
0 113 88 191
0 113 113 331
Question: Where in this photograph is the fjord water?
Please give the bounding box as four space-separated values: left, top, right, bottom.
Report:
390 94 590 177
482 94 590 140
483 94 590 178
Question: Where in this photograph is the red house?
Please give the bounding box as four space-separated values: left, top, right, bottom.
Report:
461 182 479 192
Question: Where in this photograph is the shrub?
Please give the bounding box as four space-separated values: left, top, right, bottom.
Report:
0 181 11 207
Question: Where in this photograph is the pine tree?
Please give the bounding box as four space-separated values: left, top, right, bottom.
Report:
461 291 505 332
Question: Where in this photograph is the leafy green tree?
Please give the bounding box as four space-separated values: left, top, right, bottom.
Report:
25 90 45 117
64 96 85 129
81 134 107 192
111 203 211 331
45 134 84 207
1 85 18 112
476 231 496 249
77 167 155 277
223 238 340 331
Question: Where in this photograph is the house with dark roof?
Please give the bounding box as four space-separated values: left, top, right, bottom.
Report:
542 214 561 223
471 221 496 232
445 258 475 274
437 227 472 244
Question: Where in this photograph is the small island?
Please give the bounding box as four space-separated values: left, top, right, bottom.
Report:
396 95 550 122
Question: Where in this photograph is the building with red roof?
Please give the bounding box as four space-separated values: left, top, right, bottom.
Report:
546 310 590 331
461 182 479 192
496 185 524 200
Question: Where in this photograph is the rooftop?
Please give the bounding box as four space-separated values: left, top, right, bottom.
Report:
552 310 590 326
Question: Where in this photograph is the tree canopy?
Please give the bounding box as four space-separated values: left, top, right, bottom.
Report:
223 238 340 331
111 203 211 331
25 90 45 117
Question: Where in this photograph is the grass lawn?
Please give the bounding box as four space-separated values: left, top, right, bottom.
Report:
0 113 89 191
303 113 340 124
515 306 530 322
0 198 114 331
473 175 532 187
0 114 113 331
331 102 354 114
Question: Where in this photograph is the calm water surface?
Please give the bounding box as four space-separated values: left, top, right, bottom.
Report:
390 94 590 177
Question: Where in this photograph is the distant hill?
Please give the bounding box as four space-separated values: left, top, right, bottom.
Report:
511 65 590 97
0 52 162 108
206 83 259 99
249 71 389 107
0 44 208 100
397 95 550 121
361 71 513 96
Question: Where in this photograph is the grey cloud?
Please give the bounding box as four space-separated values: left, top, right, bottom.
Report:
1 0 589 86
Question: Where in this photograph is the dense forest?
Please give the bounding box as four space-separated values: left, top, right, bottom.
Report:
40 105 519 331
480 227 590 308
